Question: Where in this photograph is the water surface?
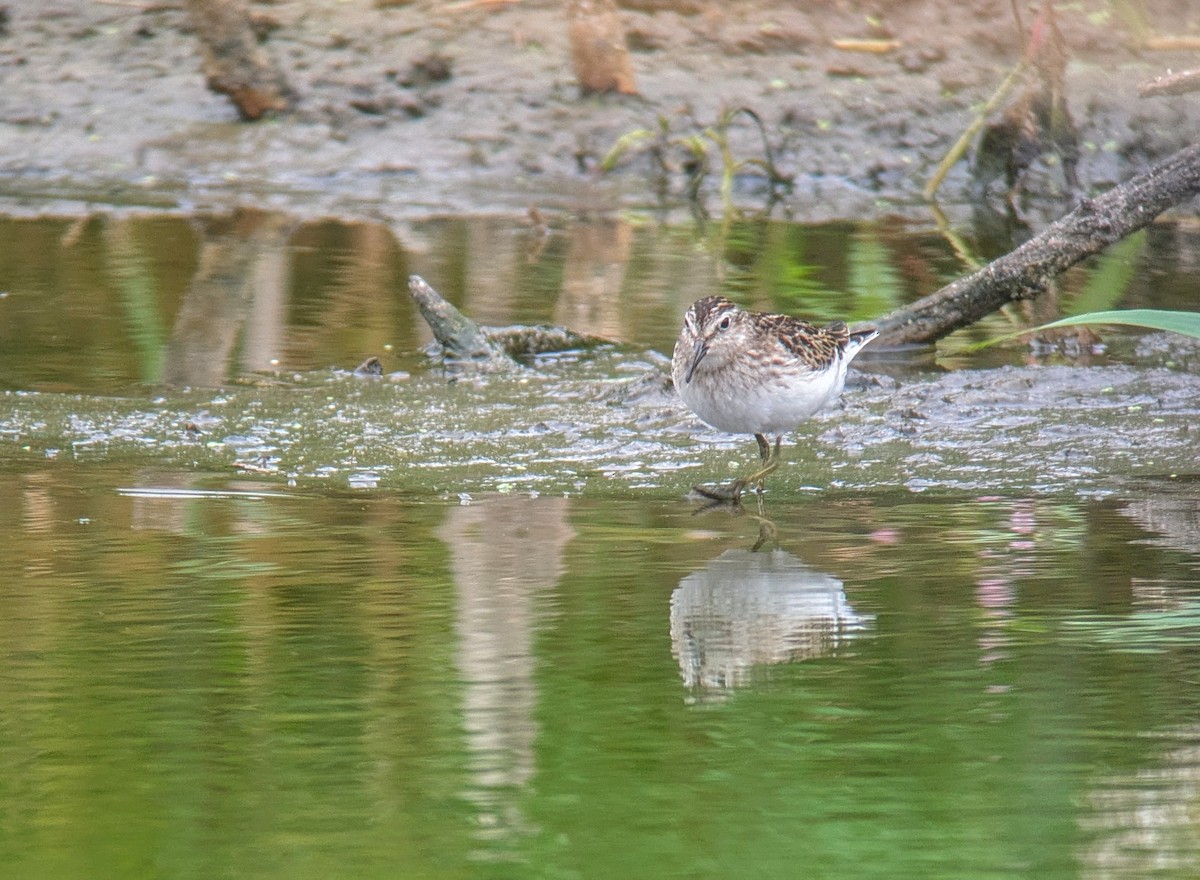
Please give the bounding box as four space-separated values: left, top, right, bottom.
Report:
2 210 1200 878
3 467 1200 878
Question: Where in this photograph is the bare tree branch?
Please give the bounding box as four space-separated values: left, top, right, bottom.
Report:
867 143 1200 346
1139 68 1200 98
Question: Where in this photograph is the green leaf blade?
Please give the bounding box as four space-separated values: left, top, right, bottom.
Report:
971 308 1200 350
1032 308 1200 338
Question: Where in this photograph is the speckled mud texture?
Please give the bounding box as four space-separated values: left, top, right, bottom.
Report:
1 0 1197 221
3 341 1199 499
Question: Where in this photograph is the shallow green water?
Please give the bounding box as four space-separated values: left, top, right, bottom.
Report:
3 466 1200 879
2 210 1200 878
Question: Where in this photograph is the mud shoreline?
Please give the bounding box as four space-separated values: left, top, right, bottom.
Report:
1 1 1198 223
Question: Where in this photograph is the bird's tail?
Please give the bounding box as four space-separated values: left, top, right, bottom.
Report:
844 327 879 363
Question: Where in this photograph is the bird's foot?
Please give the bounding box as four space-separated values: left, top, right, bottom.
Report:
689 438 781 507
690 478 749 504
686 485 776 545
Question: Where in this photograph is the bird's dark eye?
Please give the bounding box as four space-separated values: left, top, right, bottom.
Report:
718 315 731 330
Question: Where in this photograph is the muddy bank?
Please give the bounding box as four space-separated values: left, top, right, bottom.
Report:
0 1 1198 222
2 346 1198 498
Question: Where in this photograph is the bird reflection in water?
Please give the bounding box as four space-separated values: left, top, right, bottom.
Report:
688 493 780 551
670 547 873 692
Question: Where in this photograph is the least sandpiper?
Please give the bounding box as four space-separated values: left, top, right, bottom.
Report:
672 295 877 502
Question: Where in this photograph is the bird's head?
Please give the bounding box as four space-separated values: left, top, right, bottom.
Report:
676 296 745 384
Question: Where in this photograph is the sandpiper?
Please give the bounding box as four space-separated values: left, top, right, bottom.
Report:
672 295 877 502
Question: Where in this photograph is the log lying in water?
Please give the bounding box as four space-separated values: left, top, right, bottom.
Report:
868 142 1200 346
406 275 609 368
407 275 508 367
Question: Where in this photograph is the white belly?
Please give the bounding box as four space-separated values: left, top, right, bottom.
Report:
676 358 848 436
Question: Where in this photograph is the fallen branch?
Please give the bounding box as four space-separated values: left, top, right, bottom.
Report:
1139 67 1200 98
406 275 608 369
868 142 1200 346
408 275 510 367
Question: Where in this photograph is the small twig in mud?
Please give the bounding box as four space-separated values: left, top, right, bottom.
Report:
830 38 900 54
95 0 182 9
1141 36 1200 52
442 0 521 12
1139 68 1200 98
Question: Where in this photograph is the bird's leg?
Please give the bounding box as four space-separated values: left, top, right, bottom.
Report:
741 433 781 494
690 434 781 503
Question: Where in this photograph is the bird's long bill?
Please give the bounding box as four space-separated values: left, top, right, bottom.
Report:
683 338 708 384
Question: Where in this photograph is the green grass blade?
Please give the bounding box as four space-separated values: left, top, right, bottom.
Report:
599 129 655 173
975 308 1200 348
1029 309 1200 337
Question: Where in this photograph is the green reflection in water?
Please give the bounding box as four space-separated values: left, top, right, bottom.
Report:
2 465 1200 879
4 212 1196 395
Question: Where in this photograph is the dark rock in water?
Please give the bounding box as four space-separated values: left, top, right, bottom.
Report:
407 275 611 369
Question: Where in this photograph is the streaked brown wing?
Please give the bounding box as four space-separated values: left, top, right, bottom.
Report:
753 312 846 371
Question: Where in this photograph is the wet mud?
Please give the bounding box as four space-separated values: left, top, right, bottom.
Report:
2 342 1197 499
1 1 1198 221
